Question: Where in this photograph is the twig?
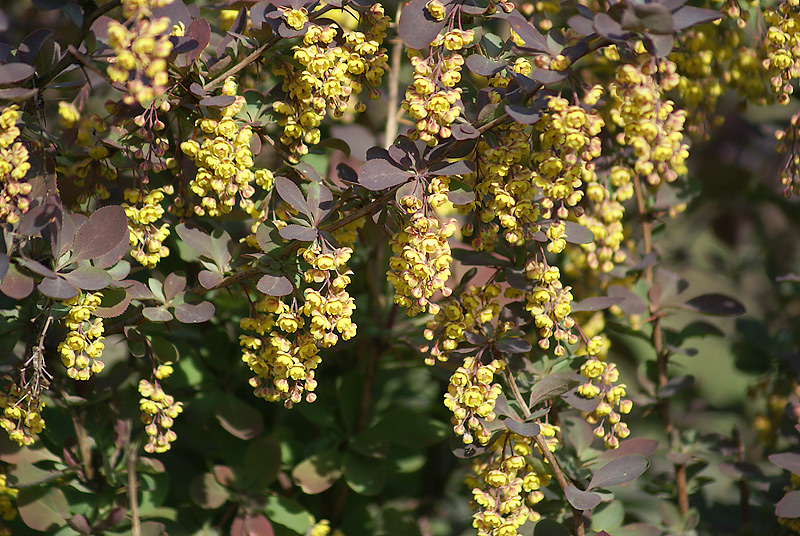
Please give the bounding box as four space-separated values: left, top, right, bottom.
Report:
533 434 585 536
127 436 141 536
383 4 404 149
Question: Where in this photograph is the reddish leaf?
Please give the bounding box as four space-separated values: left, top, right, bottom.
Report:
93 232 129 270
174 302 215 323
199 270 224 289
215 394 264 440
777 491 800 518
179 18 210 66
358 159 413 191
565 485 601 510
588 455 649 490
0 254 8 282
17 487 67 531
503 418 540 437
231 514 275 536
594 12 628 40
257 274 293 296
770 453 800 477
307 182 333 226
398 0 448 49
16 257 56 279
61 266 112 290
529 374 577 407
176 223 214 259
279 224 318 242
0 63 35 85
507 11 549 52
200 95 237 107
571 296 624 312
142 306 173 322
275 177 311 217
37 276 79 300
672 5 721 30
567 14 595 36
93 289 131 318
190 472 230 509
163 272 186 302
597 439 659 463
72 205 128 262
465 54 506 76
505 103 542 125
683 293 745 316
563 221 594 244
292 451 343 494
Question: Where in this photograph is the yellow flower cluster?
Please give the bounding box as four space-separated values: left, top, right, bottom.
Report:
608 62 690 186
272 6 389 161
402 38 469 145
308 518 345 536
524 259 577 354
425 0 446 21
55 108 117 202
421 284 502 364
181 78 274 218
574 333 632 449
467 432 551 536
330 216 365 247
58 293 105 381
0 105 31 225
107 14 173 106
763 0 800 105
139 372 183 453
577 196 627 273
123 187 172 267
386 206 456 317
444 355 504 445
240 243 356 407
0 471 17 534
532 96 604 224
466 120 538 249
0 376 45 446
121 0 173 19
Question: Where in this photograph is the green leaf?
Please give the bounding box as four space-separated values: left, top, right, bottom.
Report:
215 394 264 440
264 495 310 535
17 486 68 531
243 437 282 490
292 450 342 494
369 408 448 447
343 450 385 496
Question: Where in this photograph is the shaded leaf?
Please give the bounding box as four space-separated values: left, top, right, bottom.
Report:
264 496 310 534
215 394 264 440
199 270 224 289
292 451 342 494
61 266 112 290
163 272 186 302
18 200 60 236
370 408 448 447
398 0 448 49
594 12 628 40
672 5 721 30
530 68 568 85
588 455 649 489
275 176 311 217
607 285 648 315
561 387 599 412
507 11 549 52
429 159 475 176
257 274 293 296
72 205 128 262
37 276 79 300
358 158 413 191
93 288 131 318
343 450 385 496
683 293 745 316
17 487 67 531
176 223 214 259
200 95 237 108
242 437 282 489
563 221 594 244
0 254 7 283
567 14 595 36
505 103 541 124
530 374 577 407
777 491 800 518
231 514 274 536
571 297 624 312
190 472 230 509
307 181 333 226
533 519 571 536
645 33 674 57
0 63 35 85
503 418 540 437
16 257 56 278
466 54 505 76
565 485 602 510
495 337 532 354
447 178 476 205
93 232 129 270
452 438 488 458
657 375 693 398
597 438 659 464
142 306 173 323
178 18 210 67
451 122 479 140
174 302 215 323
279 224 318 242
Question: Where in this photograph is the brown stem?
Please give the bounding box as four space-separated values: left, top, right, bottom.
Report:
127 438 141 536
533 435 585 536
35 0 122 88
383 4 403 149
632 173 687 515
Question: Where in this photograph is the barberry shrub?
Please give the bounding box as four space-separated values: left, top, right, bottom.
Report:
0 0 799 534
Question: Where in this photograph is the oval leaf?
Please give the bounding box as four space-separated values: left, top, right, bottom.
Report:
190 472 231 509
507 11 549 52
292 451 343 494
38 276 79 300
279 224 318 242
72 205 128 262
398 0 447 49
142 306 173 322
358 158 413 191
174 302 215 323
565 485 602 510
275 176 311 217
563 220 595 244
529 374 577 407
0 63 35 85
776 490 800 518
683 293 745 316
61 266 112 291
343 450 385 496
770 453 800 477
588 455 649 490
17 487 68 531
257 274 293 296
215 394 264 440
503 418 540 437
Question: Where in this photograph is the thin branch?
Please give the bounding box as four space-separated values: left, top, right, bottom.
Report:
383 4 403 149
127 437 141 536
533 434 585 536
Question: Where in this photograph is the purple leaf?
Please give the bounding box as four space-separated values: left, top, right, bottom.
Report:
428 159 474 176
189 472 230 509
563 221 594 244
16 257 56 279
200 95 237 107
306 181 333 226
38 276 79 300
176 223 214 259
588 455 649 489
594 12 628 40
465 54 506 76
505 104 542 124
279 224 318 242
570 296 624 312
61 266 112 291
231 514 274 536
174 302 215 323
503 418 540 437
275 176 311 217
529 374 577 407
770 453 800 477
0 63 35 85
16 487 68 531
199 270 224 289
257 274 293 296
93 233 129 270
777 490 800 518
163 273 186 302
1 265 34 299
398 0 448 49
142 306 173 322
215 393 264 440
72 205 128 262
565 485 602 510
292 451 342 494
683 293 745 316
672 5 721 30
567 14 595 36
358 159 413 191
178 18 210 67
507 11 549 52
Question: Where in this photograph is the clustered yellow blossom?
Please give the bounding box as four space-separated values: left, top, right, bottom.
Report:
0 377 45 446
240 243 356 408
523 258 576 354
139 367 183 453
121 0 173 19
577 335 632 449
386 198 456 317
106 13 173 106
330 216 365 247
421 284 502 364
444 355 504 445
402 30 473 145
55 108 117 202
0 105 32 225
608 62 690 187
308 518 345 536
468 432 552 536
58 293 105 381
181 78 274 218
0 471 17 535
425 0 446 21
272 6 389 161
123 187 172 267
763 0 800 105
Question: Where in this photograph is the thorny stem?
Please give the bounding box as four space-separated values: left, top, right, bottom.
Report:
506 369 585 536
632 173 688 515
383 4 403 149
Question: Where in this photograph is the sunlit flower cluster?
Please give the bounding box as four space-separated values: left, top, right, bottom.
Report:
121 0 173 19
58 293 105 381
577 335 632 449
181 78 274 218
272 6 389 161
762 0 800 105
139 369 183 453
524 258 577 354
0 105 31 225
0 471 17 535
0 376 45 446
240 242 356 408
467 432 551 536
421 284 502 364
123 186 172 267
386 202 456 317
106 12 174 106
444 355 504 445
608 62 690 186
